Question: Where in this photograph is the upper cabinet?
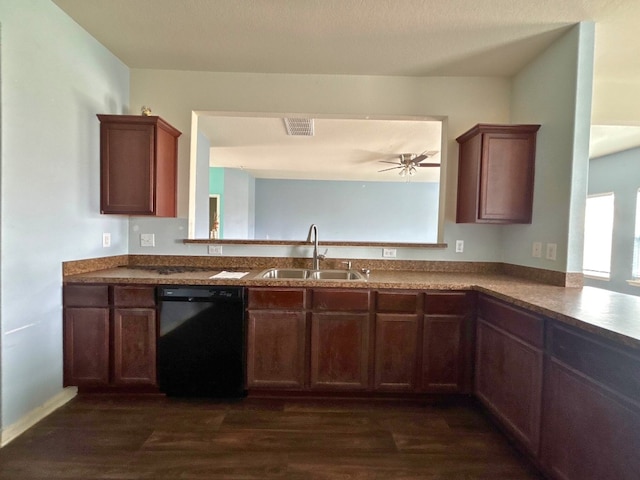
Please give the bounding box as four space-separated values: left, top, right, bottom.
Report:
456 124 540 224
98 114 181 216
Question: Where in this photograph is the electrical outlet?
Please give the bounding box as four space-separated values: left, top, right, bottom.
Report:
140 233 155 247
532 242 542 258
546 243 557 261
382 248 396 258
102 233 111 248
455 240 464 253
208 245 223 255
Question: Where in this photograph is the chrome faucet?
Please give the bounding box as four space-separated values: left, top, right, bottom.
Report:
306 223 325 270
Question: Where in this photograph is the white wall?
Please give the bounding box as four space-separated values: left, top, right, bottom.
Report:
192 130 211 238
0 0 130 428
504 23 594 273
223 168 255 239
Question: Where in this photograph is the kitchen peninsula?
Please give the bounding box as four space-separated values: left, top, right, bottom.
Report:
62 255 640 480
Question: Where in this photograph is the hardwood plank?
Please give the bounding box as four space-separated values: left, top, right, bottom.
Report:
0 396 543 479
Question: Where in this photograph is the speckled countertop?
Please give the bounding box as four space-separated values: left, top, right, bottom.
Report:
64 265 640 350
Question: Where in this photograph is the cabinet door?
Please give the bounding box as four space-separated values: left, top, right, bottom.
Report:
310 312 370 390
421 291 473 393
374 314 418 391
64 307 110 387
98 115 180 216
112 308 157 386
475 318 543 455
479 131 536 223
246 311 307 389
456 124 539 224
100 122 155 215
542 360 640 480
422 315 465 392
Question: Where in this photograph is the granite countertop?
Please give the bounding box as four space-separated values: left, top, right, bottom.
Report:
64 265 640 350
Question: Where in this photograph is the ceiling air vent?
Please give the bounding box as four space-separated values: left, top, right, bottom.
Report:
284 117 314 136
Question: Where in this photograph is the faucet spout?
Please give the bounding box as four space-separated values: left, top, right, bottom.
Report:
306 224 320 270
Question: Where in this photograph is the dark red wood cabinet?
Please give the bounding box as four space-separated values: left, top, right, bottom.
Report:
98 114 181 216
244 287 474 396
63 284 158 391
246 288 307 389
456 124 540 224
373 290 474 394
475 295 544 457
422 291 474 393
374 291 420 391
310 289 371 390
540 323 640 480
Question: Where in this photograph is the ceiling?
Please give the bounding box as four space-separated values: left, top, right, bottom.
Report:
198 114 443 182
53 0 640 161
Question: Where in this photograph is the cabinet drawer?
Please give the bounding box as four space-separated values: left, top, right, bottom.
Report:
478 295 544 348
248 288 306 309
113 286 156 307
64 284 109 307
312 289 370 311
425 291 472 315
376 291 420 313
549 323 640 402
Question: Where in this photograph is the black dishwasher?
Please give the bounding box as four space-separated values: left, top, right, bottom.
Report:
157 286 246 397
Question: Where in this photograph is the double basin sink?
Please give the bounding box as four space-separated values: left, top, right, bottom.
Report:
258 268 366 281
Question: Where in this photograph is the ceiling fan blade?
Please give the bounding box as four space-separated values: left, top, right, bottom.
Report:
411 150 440 164
378 160 401 165
378 166 401 172
416 162 441 167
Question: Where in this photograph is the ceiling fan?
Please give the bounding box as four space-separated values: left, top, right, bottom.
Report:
378 151 440 177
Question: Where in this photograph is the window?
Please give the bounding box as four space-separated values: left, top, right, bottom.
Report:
583 193 615 279
633 190 640 280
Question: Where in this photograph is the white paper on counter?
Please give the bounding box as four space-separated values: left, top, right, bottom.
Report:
209 271 249 279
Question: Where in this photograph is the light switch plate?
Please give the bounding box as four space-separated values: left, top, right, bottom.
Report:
208 245 223 255
140 233 155 247
455 240 464 253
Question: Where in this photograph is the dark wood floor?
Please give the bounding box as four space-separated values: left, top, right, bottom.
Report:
0 395 543 479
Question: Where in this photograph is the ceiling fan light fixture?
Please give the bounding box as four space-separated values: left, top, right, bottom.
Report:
284 118 314 136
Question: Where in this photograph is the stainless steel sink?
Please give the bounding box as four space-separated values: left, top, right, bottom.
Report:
258 268 365 281
308 269 365 280
259 268 309 279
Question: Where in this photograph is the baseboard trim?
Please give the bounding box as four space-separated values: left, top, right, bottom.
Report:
1 386 78 447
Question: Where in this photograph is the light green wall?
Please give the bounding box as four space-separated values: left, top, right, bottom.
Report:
0 0 129 430
130 72 510 260
128 24 594 270
505 22 594 273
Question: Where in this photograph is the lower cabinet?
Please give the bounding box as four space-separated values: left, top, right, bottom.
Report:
374 291 420 391
540 323 640 480
310 289 371 390
422 291 474 393
63 284 158 391
245 287 474 396
246 288 307 389
475 295 544 457
64 306 110 386
112 307 157 386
